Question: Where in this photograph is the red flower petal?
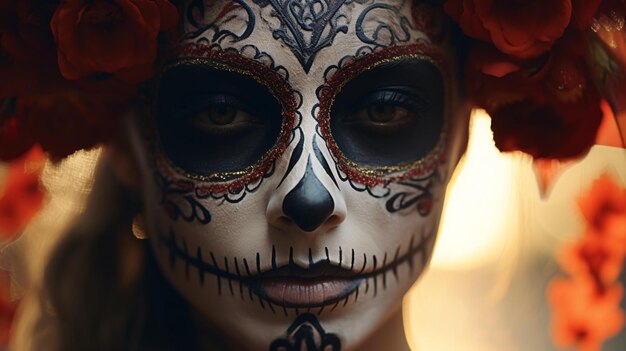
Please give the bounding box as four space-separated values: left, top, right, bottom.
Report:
489 86 603 159
51 0 177 80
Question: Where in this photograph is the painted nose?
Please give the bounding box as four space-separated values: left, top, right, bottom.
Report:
282 158 335 232
268 155 346 233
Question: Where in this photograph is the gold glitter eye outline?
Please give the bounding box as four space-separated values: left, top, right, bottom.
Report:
316 43 451 188
148 45 299 194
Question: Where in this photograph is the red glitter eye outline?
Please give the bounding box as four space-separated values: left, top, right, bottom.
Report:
316 43 451 188
151 43 299 194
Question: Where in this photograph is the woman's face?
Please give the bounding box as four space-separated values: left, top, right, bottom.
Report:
131 0 468 349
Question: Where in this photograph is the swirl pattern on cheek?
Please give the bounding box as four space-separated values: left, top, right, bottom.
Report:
315 43 450 188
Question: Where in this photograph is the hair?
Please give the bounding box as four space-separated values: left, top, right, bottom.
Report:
42 160 199 351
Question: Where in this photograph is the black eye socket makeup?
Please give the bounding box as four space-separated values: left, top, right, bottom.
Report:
315 44 449 186
155 64 283 178
330 59 445 167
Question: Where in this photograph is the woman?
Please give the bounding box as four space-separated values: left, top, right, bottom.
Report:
20 0 469 350
2 0 621 350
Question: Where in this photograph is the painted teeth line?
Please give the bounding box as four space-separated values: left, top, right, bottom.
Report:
158 228 434 315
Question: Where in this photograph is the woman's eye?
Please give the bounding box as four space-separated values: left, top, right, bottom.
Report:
203 105 237 125
365 104 412 124
344 90 421 132
188 103 260 134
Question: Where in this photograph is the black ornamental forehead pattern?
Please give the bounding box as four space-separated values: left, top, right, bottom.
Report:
253 0 363 72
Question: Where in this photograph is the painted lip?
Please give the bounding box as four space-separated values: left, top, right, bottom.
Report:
248 263 363 308
158 228 434 311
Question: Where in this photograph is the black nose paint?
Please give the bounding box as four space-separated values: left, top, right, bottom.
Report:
283 156 335 232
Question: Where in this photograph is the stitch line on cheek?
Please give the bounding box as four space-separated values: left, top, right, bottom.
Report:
149 44 299 194
315 42 451 188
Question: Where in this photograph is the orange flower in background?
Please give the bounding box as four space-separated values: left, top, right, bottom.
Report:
50 0 178 82
444 0 572 59
559 235 625 284
579 173 626 240
549 173 626 351
0 146 44 239
549 278 624 351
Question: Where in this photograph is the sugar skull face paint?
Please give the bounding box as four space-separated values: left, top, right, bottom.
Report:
130 0 469 349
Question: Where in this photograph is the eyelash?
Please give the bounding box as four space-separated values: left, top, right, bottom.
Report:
351 88 428 115
177 94 254 119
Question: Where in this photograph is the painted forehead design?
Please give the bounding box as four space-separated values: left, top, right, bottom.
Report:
179 0 444 70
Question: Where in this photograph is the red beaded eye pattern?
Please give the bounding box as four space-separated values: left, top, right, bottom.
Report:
155 44 299 194
316 43 450 188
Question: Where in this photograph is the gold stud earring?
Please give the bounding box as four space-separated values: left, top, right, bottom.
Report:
132 213 148 240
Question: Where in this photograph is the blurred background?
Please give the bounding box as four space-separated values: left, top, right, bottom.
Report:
405 110 626 351
1 110 625 350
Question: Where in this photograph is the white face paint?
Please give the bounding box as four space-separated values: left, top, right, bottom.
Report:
132 0 468 349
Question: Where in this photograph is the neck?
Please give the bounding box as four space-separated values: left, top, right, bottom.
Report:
358 306 411 351
193 306 411 351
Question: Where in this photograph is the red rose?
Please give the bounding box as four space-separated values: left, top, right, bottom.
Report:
0 78 135 161
21 83 134 160
466 37 604 159
444 0 491 43
571 0 603 28
0 40 62 98
445 0 572 59
464 43 543 111
0 0 56 60
50 0 178 82
0 0 59 97
489 86 602 159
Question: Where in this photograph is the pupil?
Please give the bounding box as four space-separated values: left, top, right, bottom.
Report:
368 104 395 122
209 106 236 125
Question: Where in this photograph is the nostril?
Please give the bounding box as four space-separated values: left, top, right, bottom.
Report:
276 216 292 227
325 214 343 228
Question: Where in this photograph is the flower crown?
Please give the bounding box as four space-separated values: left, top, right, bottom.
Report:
0 0 623 162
